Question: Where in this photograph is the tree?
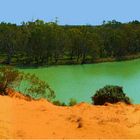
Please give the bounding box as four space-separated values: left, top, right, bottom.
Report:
21 73 55 100
0 23 18 64
0 66 55 101
0 19 140 66
0 66 22 95
66 28 82 62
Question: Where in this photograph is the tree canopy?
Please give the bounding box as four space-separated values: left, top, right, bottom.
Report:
0 66 55 101
0 20 140 66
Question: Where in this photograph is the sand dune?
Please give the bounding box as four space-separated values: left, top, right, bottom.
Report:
0 93 140 139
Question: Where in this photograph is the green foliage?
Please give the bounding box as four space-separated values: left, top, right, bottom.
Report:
0 20 140 66
68 98 77 106
0 66 22 95
53 98 77 106
0 66 55 101
92 85 131 105
21 73 55 100
52 100 66 106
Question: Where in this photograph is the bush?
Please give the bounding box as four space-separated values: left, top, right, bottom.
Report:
68 98 77 106
91 85 131 105
52 100 66 106
53 98 77 106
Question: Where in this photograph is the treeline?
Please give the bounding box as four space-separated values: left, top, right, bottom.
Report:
0 19 140 66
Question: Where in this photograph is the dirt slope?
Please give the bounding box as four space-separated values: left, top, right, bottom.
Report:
0 94 140 139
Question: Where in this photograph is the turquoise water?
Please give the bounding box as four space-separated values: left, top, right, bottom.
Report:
20 59 140 104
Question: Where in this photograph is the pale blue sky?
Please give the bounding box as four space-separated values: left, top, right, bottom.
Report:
0 0 140 25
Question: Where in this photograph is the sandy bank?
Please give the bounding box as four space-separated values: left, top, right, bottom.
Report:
0 94 140 139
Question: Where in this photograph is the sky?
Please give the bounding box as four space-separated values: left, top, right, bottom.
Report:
0 0 140 25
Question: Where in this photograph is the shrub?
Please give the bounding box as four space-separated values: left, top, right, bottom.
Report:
91 85 131 105
68 98 77 106
52 100 66 106
53 98 77 106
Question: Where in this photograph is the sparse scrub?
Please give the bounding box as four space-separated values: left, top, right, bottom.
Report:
52 98 77 106
69 98 77 106
0 66 22 95
21 73 55 100
0 66 55 101
52 100 66 106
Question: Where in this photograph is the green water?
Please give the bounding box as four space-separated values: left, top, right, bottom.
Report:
20 59 140 104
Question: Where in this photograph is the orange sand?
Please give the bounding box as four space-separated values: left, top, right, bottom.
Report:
0 94 140 139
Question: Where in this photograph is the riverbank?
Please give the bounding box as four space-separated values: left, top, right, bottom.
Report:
92 53 140 64
1 53 140 68
0 94 140 139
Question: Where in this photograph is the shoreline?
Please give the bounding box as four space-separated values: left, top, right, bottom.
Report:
1 53 140 68
92 53 140 64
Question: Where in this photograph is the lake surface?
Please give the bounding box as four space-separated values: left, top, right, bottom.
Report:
20 59 140 104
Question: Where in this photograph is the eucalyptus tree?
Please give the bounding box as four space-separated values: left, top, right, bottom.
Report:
0 20 140 66
66 28 83 62
0 23 18 64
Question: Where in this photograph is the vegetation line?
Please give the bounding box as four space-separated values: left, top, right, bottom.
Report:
0 20 140 66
